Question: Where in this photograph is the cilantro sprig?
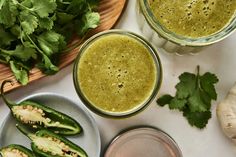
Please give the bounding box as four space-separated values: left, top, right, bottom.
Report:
157 66 219 129
0 0 100 85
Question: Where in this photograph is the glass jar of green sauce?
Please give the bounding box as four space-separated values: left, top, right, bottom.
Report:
136 0 236 54
73 30 162 118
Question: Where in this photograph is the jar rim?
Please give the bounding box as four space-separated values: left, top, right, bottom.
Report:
73 29 163 118
104 126 183 157
139 0 236 47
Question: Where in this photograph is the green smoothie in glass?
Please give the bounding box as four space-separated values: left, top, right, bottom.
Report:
149 0 236 38
75 32 161 117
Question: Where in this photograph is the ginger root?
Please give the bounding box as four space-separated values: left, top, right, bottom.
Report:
217 83 236 144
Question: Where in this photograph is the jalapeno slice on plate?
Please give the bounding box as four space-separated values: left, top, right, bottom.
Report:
0 144 35 157
1 80 82 135
17 124 88 157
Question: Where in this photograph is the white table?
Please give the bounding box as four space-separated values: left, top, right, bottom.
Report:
1 1 236 156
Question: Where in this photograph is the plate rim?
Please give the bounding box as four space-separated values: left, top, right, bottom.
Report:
0 92 101 157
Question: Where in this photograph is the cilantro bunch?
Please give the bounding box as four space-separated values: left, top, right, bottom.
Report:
157 66 219 129
0 0 100 85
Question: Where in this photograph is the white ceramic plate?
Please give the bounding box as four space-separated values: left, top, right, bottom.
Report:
0 93 101 157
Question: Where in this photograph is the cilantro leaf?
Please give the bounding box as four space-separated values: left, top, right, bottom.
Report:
36 54 59 75
1 42 37 61
9 61 28 85
19 0 32 8
10 25 21 38
176 72 196 99
188 89 210 112
56 12 75 25
76 11 100 36
0 25 16 47
156 66 218 129
169 98 187 110
53 22 74 41
183 109 211 129
66 0 87 15
38 15 56 30
0 0 6 8
157 94 173 106
0 0 100 85
37 31 66 56
0 0 17 27
200 72 219 100
157 95 187 110
200 91 212 110
31 0 57 18
20 11 38 35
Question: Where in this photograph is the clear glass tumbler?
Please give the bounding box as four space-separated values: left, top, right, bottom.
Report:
73 30 162 118
136 0 236 55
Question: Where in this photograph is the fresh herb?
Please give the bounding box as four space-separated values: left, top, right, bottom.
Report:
0 0 100 85
157 66 219 129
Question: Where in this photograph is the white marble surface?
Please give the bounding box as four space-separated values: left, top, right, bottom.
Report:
1 1 236 156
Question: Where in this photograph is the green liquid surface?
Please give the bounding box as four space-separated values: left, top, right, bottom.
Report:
149 0 236 38
78 34 157 113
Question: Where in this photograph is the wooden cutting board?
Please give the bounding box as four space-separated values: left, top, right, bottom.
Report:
0 0 127 92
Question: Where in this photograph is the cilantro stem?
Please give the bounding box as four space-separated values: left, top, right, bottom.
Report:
0 49 10 55
18 19 26 46
14 1 31 11
26 34 58 71
197 65 200 76
14 61 31 70
88 4 92 12
0 48 13 56
195 65 201 89
26 35 44 55
13 0 37 15
0 51 30 70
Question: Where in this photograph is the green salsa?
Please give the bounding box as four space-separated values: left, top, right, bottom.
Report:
77 34 157 113
149 0 236 38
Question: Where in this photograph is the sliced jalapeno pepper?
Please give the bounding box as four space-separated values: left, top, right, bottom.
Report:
1 80 82 135
17 124 88 157
0 144 35 157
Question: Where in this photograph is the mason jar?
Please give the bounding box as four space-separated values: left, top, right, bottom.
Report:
73 30 162 118
136 0 236 55
104 126 183 157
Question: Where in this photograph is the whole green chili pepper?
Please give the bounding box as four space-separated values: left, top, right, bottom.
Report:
17 124 88 157
0 144 35 157
0 80 82 135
